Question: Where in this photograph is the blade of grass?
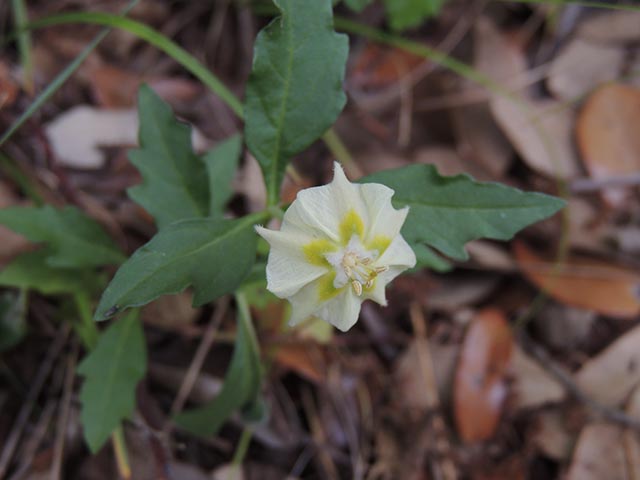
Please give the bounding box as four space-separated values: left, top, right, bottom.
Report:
27 12 243 118
11 0 33 95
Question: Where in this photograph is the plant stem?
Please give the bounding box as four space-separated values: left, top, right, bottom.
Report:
231 427 253 466
11 0 33 95
112 426 131 479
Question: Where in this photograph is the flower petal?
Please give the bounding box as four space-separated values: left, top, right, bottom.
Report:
361 182 409 243
255 226 328 298
287 276 362 332
377 234 416 269
283 163 368 243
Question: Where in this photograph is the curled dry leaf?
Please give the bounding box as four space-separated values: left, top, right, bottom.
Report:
547 38 624 102
514 241 640 319
454 308 513 442
575 323 640 407
566 423 629 480
576 84 640 206
474 18 579 179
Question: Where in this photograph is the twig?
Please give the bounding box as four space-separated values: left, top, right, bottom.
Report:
0 324 70 478
519 333 640 431
50 348 78 480
166 296 229 428
7 403 56 480
570 173 640 193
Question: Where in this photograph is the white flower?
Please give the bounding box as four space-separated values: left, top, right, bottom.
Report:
255 162 416 332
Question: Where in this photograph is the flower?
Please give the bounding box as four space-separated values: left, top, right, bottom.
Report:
255 162 416 331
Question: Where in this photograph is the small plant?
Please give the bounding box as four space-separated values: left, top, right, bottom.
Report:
0 0 564 463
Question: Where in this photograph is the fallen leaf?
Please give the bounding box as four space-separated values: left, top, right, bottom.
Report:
530 410 573 461
508 346 565 411
474 18 580 179
566 423 627 480
514 241 640 319
271 343 326 383
394 339 459 411
45 106 210 169
575 323 640 407
349 42 425 90
0 62 19 109
141 292 200 330
576 84 640 206
577 10 640 44
454 308 513 442
547 38 624 102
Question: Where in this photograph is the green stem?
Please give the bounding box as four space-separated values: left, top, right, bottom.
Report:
11 0 33 95
27 12 243 118
231 427 253 466
112 426 131 479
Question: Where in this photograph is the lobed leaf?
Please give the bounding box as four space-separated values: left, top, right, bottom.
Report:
361 164 565 260
175 294 262 436
0 250 98 295
78 312 146 453
94 214 264 320
244 0 348 205
0 206 124 268
128 85 209 228
202 134 243 216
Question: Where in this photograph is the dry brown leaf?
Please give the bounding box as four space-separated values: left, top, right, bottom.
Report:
87 64 201 108
474 18 580 179
514 241 640 319
414 146 492 181
575 323 640 407
454 308 513 442
451 104 513 177
141 292 200 330
349 43 425 90
576 84 640 206
547 39 624 102
577 11 640 44
509 346 565 411
271 343 326 383
0 61 19 109
394 339 459 411
530 410 573 461
566 423 628 480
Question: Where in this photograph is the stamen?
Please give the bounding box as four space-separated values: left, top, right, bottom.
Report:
351 280 363 296
375 266 389 274
364 279 374 289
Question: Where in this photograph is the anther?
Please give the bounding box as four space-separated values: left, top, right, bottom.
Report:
364 279 374 289
351 280 363 296
374 266 389 274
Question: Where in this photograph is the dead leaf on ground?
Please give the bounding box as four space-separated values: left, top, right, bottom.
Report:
141 293 200 331
454 308 513 442
271 343 326 383
576 83 640 206
394 339 459 411
530 410 573 461
414 146 493 181
45 106 210 169
577 11 640 44
574 323 640 407
474 18 580 179
86 64 201 108
566 423 628 480
0 61 19 109
547 38 624 102
349 43 425 90
514 241 640 319
508 346 565 411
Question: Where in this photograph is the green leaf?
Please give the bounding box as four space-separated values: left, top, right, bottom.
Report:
343 0 373 12
0 206 124 268
361 164 565 260
413 244 452 272
94 214 265 320
175 293 262 436
0 250 96 295
78 312 146 453
382 0 446 31
202 135 242 216
0 290 27 352
244 0 348 206
128 85 209 228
